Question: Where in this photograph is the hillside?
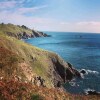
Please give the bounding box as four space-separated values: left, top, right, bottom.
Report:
0 23 99 100
0 27 80 88
1 79 100 100
0 23 49 39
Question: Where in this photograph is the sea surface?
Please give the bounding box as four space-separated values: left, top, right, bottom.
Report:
25 32 100 94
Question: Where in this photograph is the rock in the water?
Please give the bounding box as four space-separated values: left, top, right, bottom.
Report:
51 56 81 87
80 69 87 74
85 89 100 95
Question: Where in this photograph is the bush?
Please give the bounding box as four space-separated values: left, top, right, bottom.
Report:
31 94 42 100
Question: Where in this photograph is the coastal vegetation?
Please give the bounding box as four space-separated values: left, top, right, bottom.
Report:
0 23 99 100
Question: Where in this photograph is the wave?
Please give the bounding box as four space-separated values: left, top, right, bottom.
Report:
87 70 99 74
80 69 99 75
69 81 80 87
79 69 99 79
84 88 100 95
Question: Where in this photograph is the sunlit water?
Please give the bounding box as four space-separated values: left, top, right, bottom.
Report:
25 32 100 94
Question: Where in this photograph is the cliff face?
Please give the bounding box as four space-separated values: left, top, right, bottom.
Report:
0 24 100 100
0 23 80 88
51 57 81 87
0 23 49 39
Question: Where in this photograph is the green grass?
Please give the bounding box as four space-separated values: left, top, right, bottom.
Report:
0 31 55 87
0 23 100 100
0 23 33 36
31 94 43 100
0 23 72 87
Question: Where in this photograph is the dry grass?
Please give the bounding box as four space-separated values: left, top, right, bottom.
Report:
0 23 33 35
0 78 100 100
0 32 56 87
0 24 100 100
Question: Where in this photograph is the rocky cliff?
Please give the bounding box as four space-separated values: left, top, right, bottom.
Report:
0 23 100 100
0 23 80 88
0 23 50 39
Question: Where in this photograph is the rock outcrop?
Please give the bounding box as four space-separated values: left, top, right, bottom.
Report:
85 89 100 95
0 23 81 88
0 23 50 39
31 76 46 87
48 56 81 87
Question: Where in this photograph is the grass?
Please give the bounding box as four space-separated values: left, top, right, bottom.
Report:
0 23 100 100
0 78 100 100
31 94 43 100
0 23 33 36
0 30 55 87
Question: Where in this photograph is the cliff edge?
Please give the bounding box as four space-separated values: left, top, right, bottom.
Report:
0 23 99 100
0 23 50 39
0 23 80 88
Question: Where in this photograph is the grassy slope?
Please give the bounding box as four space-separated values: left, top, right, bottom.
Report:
0 33 56 87
0 24 99 100
0 77 100 100
0 23 33 35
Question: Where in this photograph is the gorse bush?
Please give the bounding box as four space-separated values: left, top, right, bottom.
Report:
31 94 43 100
0 79 32 100
0 79 45 100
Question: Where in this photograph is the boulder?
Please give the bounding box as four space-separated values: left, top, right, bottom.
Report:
80 69 87 74
85 89 100 95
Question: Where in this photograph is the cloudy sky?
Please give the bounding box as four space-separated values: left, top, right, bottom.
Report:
0 0 100 33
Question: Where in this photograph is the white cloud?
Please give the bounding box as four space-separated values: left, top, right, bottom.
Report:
17 5 48 14
1 10 100 33
0 0 48 15
0 1 16 9
0 0 49 30
0 1 100 33
77 21 100 26
57 21 100 33
0 10 54 30
60 22 70 25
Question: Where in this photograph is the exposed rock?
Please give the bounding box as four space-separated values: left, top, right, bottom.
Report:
13 75 22 81
0 23 81 89
73 68 81 77
80 69 87 74
37 31 51 37
85 89 100 95
19 62 35 81
32 76 46 87
50 56 81 87
57 81 61 87
22 32 29 39
0 23 50 39
32 30 50 38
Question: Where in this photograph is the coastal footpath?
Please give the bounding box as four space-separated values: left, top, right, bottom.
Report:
0 23 99 100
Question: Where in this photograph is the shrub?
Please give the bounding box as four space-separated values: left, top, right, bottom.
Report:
31 94 43 100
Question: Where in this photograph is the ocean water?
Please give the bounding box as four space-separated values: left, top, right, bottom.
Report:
25 32 100 94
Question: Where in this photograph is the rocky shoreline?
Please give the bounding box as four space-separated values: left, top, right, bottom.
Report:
6 28 50 39
1 23 99 97
0 23 50 39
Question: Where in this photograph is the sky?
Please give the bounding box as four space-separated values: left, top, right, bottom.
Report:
0 0 100 33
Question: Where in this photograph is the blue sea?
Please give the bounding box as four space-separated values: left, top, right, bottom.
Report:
25 32 100 94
